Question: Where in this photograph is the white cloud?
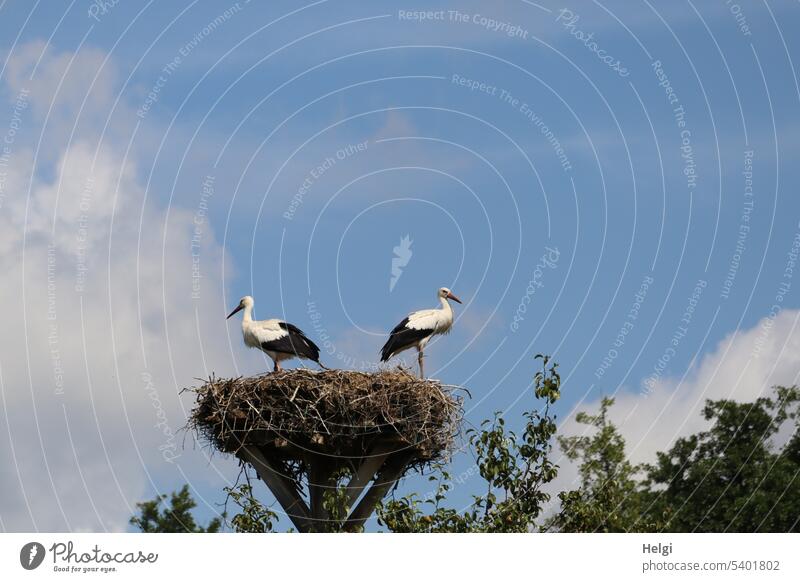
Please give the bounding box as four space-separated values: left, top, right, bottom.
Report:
606 309 800 461
548 309 800 505
0 42 237 531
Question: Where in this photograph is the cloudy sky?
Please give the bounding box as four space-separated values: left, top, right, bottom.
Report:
0 0 798 531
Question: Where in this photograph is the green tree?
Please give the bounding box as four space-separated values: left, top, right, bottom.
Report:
638 386 800 532
130 484 222 532
132 366 800 533
134 356 562 533
224 483 278 533
549 397 661 532
377 355 562 532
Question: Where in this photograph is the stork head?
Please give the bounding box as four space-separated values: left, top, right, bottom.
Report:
438 287 462 304
226 295 254 319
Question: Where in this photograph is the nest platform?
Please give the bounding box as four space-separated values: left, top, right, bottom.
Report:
188 369 463 531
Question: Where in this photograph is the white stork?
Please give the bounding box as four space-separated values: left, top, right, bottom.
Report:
380 287 462 378
227 296 326 372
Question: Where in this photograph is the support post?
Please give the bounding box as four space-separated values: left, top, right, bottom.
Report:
343 452 414 532
307 455 335 530
343 442 395 508
240 445 313 532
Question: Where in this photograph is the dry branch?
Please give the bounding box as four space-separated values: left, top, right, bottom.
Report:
187 369 463 478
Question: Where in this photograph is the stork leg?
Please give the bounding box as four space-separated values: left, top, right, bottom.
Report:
273 360 281 372
418 349 425 379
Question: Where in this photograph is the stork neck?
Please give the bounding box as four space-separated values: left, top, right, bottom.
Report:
242 304 254 323
439 296 452 312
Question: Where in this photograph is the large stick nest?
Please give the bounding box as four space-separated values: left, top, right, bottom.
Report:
187 369 463 472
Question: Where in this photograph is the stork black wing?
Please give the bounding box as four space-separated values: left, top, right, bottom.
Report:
260 322 321 362
380 317 433 361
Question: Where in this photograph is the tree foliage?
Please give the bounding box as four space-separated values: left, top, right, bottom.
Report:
377 355 561 532
638 386 800 532
130 484 222 533
549 397 661 532
130 360 800 533
224 483 277 533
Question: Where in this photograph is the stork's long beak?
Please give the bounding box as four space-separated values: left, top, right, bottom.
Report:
226 304 244 319
447 292 463 304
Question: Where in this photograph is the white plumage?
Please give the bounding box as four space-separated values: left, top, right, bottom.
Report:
227 296 324 372
380 287 462 378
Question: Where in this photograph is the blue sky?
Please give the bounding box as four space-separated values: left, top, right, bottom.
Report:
1 0 799 531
